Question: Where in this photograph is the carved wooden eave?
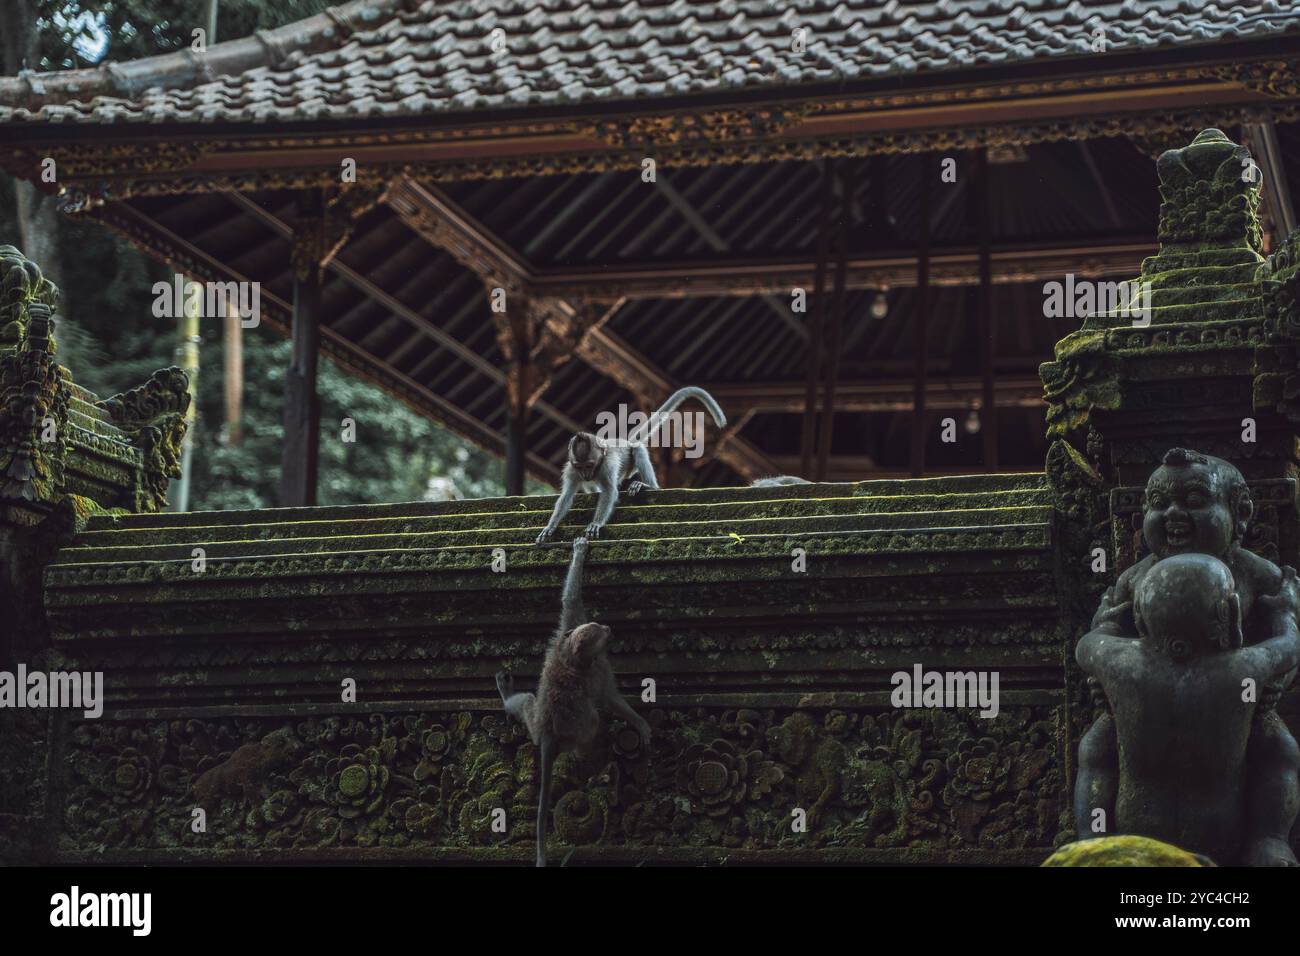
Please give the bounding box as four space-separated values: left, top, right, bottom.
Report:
2 45 1299 208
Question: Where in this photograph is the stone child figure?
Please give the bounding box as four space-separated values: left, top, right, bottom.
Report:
1077 553 1300 864
1075 448 1300 865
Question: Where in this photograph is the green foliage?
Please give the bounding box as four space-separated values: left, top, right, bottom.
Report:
35 0 335 68
188 326 507 511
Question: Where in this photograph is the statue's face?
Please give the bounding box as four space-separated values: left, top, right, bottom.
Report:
1143 463 1234 559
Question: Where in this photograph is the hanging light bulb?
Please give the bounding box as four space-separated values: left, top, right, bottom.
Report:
964 407 982 434
870 288 889 320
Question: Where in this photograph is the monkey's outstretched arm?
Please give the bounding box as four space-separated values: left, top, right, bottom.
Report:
536 468 579 544
584 477 619 539
558 537 589 632
626 444 660 496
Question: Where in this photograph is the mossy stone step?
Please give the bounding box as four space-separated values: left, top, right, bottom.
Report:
67 393 116 425
1086 299 1259 329
68 487 1053 546
54 505 1051 564
1145 282 1260 308
1141 247 1264 274
1141 262 1262 290
83 473 1047 531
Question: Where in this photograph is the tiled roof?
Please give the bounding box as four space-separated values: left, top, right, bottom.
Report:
1 0 1296 127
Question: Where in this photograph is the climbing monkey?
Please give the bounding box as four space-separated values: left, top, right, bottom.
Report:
495 537 650 866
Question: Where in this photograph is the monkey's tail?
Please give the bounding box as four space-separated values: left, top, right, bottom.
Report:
629 387 727 445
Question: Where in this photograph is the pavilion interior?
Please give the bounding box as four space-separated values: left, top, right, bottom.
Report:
122 120 1300 486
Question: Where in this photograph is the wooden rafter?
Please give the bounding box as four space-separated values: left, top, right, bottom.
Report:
386 179 778 481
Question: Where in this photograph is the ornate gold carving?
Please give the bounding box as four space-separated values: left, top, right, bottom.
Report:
1213 59 1300 99
290 183 389 281
582 107 808 148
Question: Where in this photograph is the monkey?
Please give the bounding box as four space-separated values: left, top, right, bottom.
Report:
535 386 726 544
750 475 812 487
495 537 650 867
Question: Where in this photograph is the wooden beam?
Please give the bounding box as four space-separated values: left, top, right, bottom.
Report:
530 240 1154 301
703 377 1044 414
386 179 529 289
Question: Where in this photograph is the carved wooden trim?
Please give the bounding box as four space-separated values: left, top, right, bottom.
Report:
5 59 1296 206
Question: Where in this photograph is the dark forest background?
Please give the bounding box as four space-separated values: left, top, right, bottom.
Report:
1 0 512 509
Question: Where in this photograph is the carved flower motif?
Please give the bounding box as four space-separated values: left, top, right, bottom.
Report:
553 790 608 844
675 740 781 817
415 725 454 781
326 744 390 819
390 796 443 837
944 737 1007 803
107 748 154 804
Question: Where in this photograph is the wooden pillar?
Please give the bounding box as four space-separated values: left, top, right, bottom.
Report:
975 148 998 470
281 254 321 507
817 159 855 482
801 159 834 478
495 289 534 496
504 395 527 496
910 154 931 478
281 192 324 507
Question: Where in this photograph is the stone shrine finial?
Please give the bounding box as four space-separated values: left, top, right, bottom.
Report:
1155 128 1263 252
